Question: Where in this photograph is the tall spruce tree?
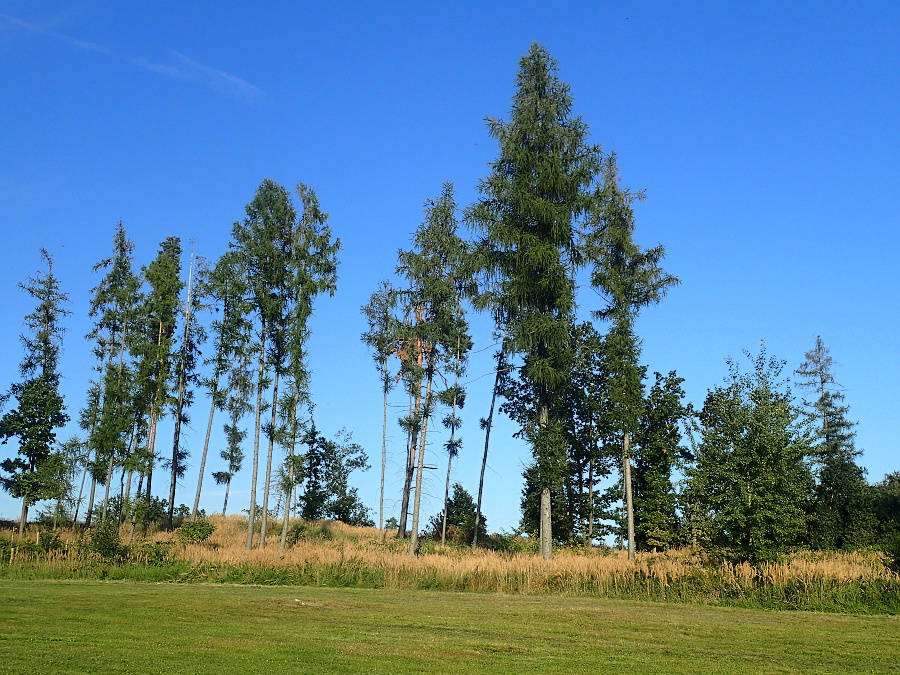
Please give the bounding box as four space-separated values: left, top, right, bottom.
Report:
468 43 600 558
0 250 71 535
583 154 679 559
795 337 874 549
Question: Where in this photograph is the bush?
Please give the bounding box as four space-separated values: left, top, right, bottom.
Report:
176 520 216 544
87 520 127 560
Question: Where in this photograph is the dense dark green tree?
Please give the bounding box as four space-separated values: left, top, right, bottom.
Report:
633 371 690 551
795 337 874 549
583 154 679 559
871 472 900 570
394 183 472 554
429 483 486 544
688 347 813 564
0 250 71 534
468 43 601 558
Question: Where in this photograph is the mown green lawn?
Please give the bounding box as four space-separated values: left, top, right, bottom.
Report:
0 581 897 674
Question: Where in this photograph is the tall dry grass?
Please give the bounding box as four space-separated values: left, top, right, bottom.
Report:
2 515 898 612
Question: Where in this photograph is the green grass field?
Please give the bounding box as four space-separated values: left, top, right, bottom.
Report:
1 581 897 674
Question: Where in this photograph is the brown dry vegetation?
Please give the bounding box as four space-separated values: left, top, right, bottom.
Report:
2 514 898 612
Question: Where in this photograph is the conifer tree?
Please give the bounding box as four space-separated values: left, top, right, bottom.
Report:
83 224 141 526
0 250 71 535
395 183 472 555
633 371 690 551
137 237 184 523
468 43 600 558
583 154 679 559
795 337 874 549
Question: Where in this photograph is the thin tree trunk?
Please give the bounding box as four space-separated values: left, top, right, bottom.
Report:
280 386 301 550
540 488 552 560
259 369 280 549
440 454 453 546
143 408 159 531
192 374 220 520
441 340 461 547
397 390 421 538
120 469 133 525
246 325 267 550
73 466 88 524
587 457 595 543
408 366 435 556
85 474 97 528
623 431 635 561
168 257 195 530
222 480 231 515
379 385 388 542
128 473 144 543
474 342 504 548
101 453 116 522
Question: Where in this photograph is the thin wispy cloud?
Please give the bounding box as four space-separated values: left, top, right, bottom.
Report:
1 13 265 104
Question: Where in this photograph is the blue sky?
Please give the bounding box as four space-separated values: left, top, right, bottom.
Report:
1 1 898 531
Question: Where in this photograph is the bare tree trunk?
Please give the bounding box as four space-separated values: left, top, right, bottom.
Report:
397 390 421 538
407 367 435 556
540 488 552 560
73 465 88 524
259 369 280 549
474 343 504 548
538 402 552 559
222 480 231 516
623 431 635 561
440 454 452 546
84 474 97 528
280 386 301 550
246 325 267 550
379 386 388 542
18 498 27 538
192 377 219 520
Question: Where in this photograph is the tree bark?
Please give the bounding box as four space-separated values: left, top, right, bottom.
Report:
397 390 421 538
540 488 552 560
379 385 388 542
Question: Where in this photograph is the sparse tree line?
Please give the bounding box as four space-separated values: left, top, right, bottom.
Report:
2 43 898 565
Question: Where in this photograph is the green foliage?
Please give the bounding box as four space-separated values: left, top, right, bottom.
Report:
296 427 372 526
176 519 216 544
86 519 127 560
633 371 691 551
688 347 813 564
470 43 600 504
428 483 486 544
0 250 71 523
795 337 875 550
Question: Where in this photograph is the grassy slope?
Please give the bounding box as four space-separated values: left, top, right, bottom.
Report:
1 581 897 674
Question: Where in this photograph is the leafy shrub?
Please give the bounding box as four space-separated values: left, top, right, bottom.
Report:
37 530 64 553
176 520 216 544
133 540 175 565
87 520 127 560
